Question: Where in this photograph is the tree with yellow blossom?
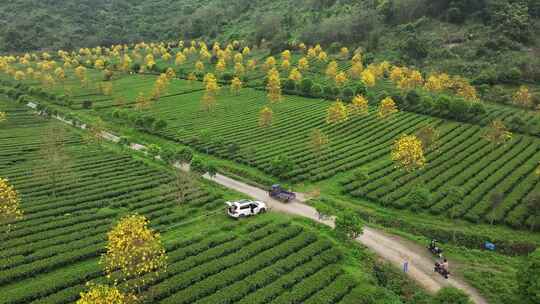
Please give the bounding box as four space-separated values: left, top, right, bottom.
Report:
335 71 348 88
259 106 273 128
75 66 87 87
289 68 302 84
349 62 363 79
361 70 376 87
234 62 245 76
175 52 186 66
281 60 290 71
242 47 251 57
266 68 282 103
247 59 257 71
135 92 151 110
352 52 362 64
195 61 204 73
101 214 167 291
216 59 227 74
94 59 105 70
0 112 6 123
145 54 155 70
318 51 328 62
281 50 291 62
298 57 309 71
378 97 398 119
513 86 533 108
351 95 369 115
391 134 426 172
76 283 134 304
230 77 242 95
187 72 197 85
326 99 349 124
264 56 276 70
326 61 338 80
310 128 329 163
484 119 512 146
0 177 23 234
201 73 220 112
340 47 349 59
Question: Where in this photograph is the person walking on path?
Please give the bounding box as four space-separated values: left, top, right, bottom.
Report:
403 256 409 273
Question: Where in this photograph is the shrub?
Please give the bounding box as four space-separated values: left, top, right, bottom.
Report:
432 287 472 304
311 84 323 97
342 87 354 102
191 157 208 175
82 100 93 109
300 78 313 95
283 79 296 91
152 119 168 132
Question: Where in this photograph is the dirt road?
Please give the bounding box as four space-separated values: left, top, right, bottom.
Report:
202 172 488 304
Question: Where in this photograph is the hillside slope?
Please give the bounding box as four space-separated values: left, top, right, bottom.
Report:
1 0 539 85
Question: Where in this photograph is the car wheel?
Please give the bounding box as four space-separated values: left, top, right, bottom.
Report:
259 208 266 214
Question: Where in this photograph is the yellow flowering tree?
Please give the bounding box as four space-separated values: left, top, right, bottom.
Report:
0 177 23 233
512 86 533 108
340 47 349 59
0 112 6 123
281 50 291 62
230 77 242 95
234 62 245 76
310 128 329 162
335 71 348 88
350 95 369 115
378 97 398 119
264 56 276 70
101 214 167 290
195 61 204 72
391 134 426 172
186 72 197 85
318 51 328 62
259 106 273 128
484 119 512 146
361 70 376 87
326 99 349 124
349 62 363 79
298 57 309 71
77 283 134 304
175 52 186 66
326 61 338 80
202 73 220 112
281 60 290 71
266 68 282 103
74 65 87 87
289 68 302 84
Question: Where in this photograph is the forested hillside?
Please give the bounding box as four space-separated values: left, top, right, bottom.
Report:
1 0 539 86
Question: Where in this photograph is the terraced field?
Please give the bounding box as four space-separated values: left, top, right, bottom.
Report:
0 98 394 304
341 121 540 227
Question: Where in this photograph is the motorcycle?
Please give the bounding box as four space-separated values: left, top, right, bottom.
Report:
428 240 443 258
434 262 450 279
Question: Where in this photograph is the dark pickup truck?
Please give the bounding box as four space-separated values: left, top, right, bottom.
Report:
268 184 296 202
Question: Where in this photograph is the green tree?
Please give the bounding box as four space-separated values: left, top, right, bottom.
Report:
518 249 540 304
335 211 363 240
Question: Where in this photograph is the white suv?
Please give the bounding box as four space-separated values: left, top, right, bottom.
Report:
226 200 267 218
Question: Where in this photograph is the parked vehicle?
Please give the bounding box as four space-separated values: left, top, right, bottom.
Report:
226 199 267 218
268 184 296 202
